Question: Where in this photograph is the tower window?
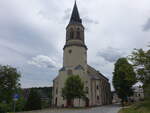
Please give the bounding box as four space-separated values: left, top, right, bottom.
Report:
76 29 81 39
70 28 74 39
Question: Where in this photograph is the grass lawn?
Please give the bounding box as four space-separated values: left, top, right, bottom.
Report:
119 100 150 113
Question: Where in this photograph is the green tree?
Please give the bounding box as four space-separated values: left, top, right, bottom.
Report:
129 48 150 99
15 89 26 112
0 65 21 112
25 89 41 111
113 58 137 106
62 75 86 107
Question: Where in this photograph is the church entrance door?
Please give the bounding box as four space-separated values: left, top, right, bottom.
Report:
85 98 89 107
67 99 73 107
55 98 57 107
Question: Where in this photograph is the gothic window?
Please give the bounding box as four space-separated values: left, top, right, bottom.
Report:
67 69 73 75
70 28 74 39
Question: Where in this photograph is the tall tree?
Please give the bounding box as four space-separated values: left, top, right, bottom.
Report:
0 65 21 103
113 58 137 105
0 65 21 112
129 48 150 99
62 75 85 107
25 89 41 111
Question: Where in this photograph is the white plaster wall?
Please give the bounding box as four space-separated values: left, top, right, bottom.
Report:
53 67 91 107
63 46 87 68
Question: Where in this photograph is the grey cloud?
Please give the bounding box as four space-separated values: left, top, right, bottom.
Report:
63 8 71 21
0 16 57 61
28 55 61 69
62 8 99 25
83 16 99 24
97 47 125 63
21 64 57 88
1 0 149 88
143 18 150 31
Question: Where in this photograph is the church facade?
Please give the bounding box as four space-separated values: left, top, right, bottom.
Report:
52 2 112 107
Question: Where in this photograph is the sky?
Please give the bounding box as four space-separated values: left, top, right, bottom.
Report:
0 0 150 89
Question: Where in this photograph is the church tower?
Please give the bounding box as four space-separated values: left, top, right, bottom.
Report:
63 2 87 68
53 1 112 107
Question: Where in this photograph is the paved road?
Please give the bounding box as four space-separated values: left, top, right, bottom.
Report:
18 104 121 113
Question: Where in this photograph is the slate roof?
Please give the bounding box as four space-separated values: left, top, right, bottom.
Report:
87 65 109 81
69 1 82 24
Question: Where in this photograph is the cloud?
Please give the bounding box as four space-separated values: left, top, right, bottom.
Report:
0 0 150 88
28 55 61 69
63 8 71 21
143 18 150 31
83 16 99 25
62 8 99 25
97 47 125 63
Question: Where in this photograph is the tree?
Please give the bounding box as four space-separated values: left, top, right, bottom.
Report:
62 75 86 107
129 48 150 99
0 65 21 112
113 58 137 105
25 89 41 111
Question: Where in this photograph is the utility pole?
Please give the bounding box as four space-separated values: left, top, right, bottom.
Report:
13 100 16 113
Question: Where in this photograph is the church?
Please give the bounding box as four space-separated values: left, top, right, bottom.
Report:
52 2 112 107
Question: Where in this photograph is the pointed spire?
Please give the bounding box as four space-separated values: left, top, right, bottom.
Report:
69 1 82 24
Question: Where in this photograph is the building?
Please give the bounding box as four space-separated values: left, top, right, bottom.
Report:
112 91 121 104
112 86 144 104
131 86 144 102
53 2 112 107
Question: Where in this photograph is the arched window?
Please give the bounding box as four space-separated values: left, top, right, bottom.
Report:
66 30 69 40
70 28 74 39
76 28 81 39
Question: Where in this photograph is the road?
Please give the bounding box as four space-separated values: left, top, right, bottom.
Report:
17 104 121 113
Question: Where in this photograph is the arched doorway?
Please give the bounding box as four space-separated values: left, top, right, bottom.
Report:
67 99 73 107
85 97 89 107
55 97 57 107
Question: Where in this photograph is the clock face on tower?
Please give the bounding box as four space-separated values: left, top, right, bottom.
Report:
68 49 72 54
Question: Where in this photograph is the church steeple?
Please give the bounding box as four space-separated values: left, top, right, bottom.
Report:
69 1 82 24
63 1 87 68
64 1 87 50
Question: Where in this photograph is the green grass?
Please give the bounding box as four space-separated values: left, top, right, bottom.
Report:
119 100 150 113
